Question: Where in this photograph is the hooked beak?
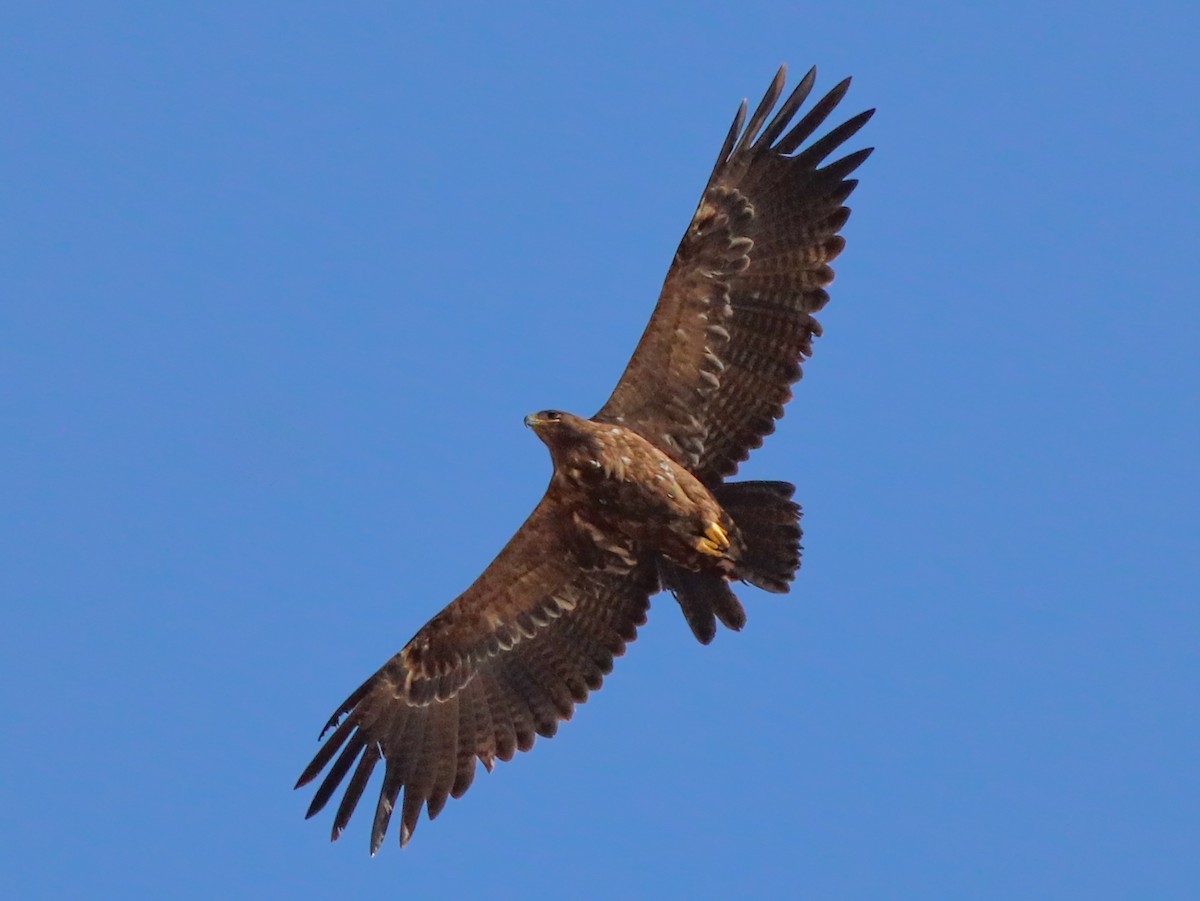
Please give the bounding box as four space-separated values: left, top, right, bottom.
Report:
523 413 542 429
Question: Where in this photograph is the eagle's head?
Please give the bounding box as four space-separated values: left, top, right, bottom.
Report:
524 409 598 458
523 409 566 430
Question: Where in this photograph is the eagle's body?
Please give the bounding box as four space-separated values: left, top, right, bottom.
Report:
532 410 740 578
297 65 873 853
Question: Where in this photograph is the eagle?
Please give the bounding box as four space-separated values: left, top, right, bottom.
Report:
296 65 873 853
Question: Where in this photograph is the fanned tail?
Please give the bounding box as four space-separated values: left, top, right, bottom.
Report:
715 480 802 593
661 480 802 644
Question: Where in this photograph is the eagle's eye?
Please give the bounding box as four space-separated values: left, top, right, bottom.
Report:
540 410 563 422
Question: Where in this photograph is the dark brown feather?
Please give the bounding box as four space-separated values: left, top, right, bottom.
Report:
425 698 459 820
712 481 803 593
332 742 379 839
595 65 873 482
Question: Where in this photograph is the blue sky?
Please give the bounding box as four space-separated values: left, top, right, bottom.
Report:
3 2 1198 898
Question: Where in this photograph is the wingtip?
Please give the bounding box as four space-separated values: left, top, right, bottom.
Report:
318 714 342 741
295 764 320 791
771 63 787 92
824 76 854 111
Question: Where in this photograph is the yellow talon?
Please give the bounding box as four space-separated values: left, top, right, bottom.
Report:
695 522 730 557
705 521 730 550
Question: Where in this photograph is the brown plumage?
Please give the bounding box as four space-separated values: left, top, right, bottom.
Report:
296 65 873 853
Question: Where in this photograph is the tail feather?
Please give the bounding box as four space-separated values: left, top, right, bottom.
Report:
715 480 802 593
663 479 803 644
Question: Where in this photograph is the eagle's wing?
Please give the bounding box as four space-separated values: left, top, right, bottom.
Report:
296 493 656 854
595 66 873 482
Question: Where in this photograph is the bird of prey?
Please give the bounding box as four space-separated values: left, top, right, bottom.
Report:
297 64 873 854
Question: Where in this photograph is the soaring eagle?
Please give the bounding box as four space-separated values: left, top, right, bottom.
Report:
297 65 873 853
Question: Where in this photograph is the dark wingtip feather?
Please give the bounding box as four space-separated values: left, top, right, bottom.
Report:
712 99 748 175
318 675 375 739
821 145 874 184
732 65 788 158
370 759 404 856
427 792 449 821
755 65 817 151
331 743 380 841
776 76 854 155
296 714 358 789
797 109 875 168
399 789 424 849
304 733 365 819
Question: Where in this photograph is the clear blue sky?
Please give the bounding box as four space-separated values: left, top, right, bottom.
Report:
3 2 1197 898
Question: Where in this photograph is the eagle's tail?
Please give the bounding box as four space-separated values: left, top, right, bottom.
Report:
659 480 802 644
716 480 803 594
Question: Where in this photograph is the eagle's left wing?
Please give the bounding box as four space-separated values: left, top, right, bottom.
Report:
296 494 657 853
595 66 872 483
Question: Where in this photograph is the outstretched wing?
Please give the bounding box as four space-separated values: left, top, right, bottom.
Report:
296 493 656 853
595 66 873 482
